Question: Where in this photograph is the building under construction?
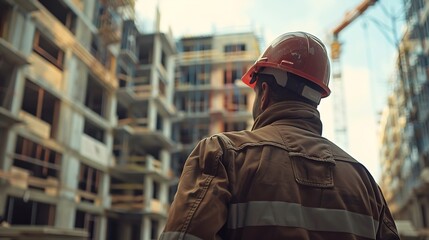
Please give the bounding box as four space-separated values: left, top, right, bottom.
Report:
379 0 429 238
0 0 175 239
172 32 261 176
0 0 262 239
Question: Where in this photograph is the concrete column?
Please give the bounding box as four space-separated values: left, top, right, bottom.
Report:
65 57 86 104
0 185 8 217
100 170 110 208
57 102 84 150
97 168 110 239
166 53 176 105
144 176 153 211
83 0 97 26
98 215 107 240
10 9 35 55
105 91 117 166
63 50 77 98
160 149 170 178
141 217 151 240
55 156 79 228
55 198 76 228
0 130 18 217
75 1 93 49
162 118 171 139
2 130 17 171
8 7 24 48
148 101 157 131
10 69 26 116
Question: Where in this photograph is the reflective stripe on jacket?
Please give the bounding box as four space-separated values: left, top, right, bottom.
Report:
160 101 399 240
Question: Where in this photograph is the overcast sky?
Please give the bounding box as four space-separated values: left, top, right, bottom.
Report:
136 0 405 182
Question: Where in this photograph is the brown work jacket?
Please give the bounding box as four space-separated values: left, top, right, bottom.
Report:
161 101 399 240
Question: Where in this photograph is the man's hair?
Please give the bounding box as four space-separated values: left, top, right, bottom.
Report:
255 73 320 107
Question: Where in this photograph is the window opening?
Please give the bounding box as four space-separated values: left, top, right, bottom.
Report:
83 119 105 143
33 30 64 69
75 210 99 240
38 0 77 32
5 196 55 225
78 163 101 203
14 136 62 184
85 75 106 117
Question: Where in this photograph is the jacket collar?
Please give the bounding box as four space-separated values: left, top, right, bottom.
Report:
251 101 323 135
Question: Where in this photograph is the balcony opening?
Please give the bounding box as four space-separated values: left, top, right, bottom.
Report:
129 102 149 127
84 119 105 143
179 123 192 144
156 113 163 131
223 68 244 85
198 64 210 85
106 218 120 240
138 45 152 65
131 223 141 240
78 163 101 203
0 63 14 109
4 196 55 225
112 136 122 160
422 204 428 228
90 35 114 70
121 20 137 53
0 2 12 39
96 7 121 45
110 177 144 211
38 0 77 33
85 74 106 117
33 30 64 70
151 220 159 240
118 66 128 87
225 92 248 112
75 210 99 240
21 80 60 138
224 43 246 53
179 121 209 144
13 136 62 189
116 102 128 121
161 51 167 69
181 64 212 85
159 78 166 98
153 181 160 200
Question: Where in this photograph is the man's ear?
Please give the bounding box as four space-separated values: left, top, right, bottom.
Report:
260 82 270 110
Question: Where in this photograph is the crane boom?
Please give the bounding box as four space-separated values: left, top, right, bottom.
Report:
332 0 378 37
330 0 377 150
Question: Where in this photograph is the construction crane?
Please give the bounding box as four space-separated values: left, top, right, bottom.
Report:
330 0 377 150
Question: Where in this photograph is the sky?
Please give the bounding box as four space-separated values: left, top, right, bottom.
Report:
135 0 405 182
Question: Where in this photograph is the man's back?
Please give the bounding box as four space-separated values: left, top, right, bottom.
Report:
161 101 399 240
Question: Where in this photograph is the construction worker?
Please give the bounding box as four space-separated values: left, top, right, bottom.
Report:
160 32 399 240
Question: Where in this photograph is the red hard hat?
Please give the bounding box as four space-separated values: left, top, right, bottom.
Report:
242 32 331 97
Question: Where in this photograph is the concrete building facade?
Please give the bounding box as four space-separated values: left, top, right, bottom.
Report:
0 1 262 239
0 0 148 239
379 0 429 237
172 32 261 176
109 19 177 240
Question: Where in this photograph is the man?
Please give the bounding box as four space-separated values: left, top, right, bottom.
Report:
161 32 399 240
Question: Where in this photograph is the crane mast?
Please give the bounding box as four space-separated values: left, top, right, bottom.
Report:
330 0 377 150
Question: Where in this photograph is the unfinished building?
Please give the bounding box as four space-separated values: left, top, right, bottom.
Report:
109 19 177 239
0 0 140 239
172 32 261 175
0 0 261 238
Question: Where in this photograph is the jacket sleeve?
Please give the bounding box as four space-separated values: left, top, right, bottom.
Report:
160 136 231 240
377 190 400 240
